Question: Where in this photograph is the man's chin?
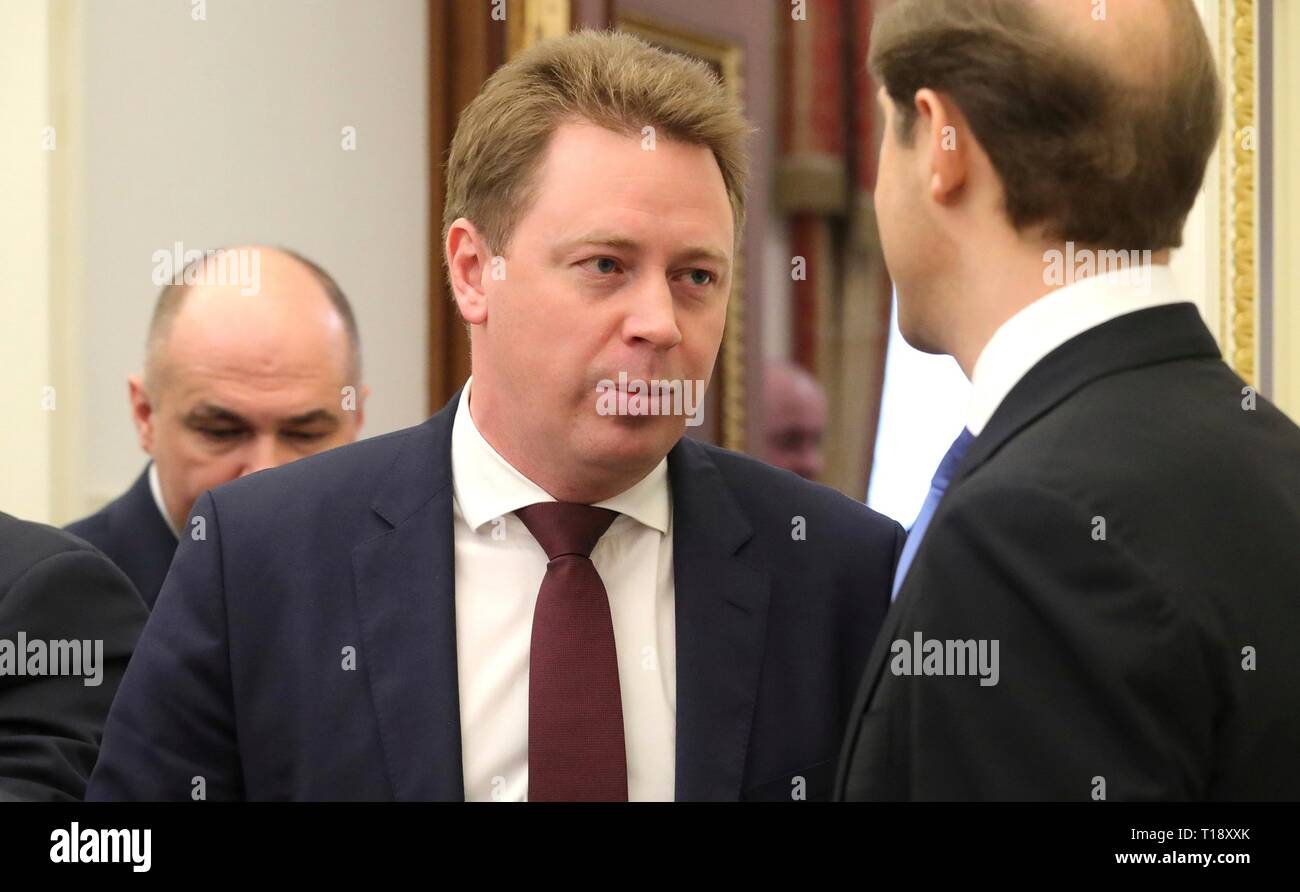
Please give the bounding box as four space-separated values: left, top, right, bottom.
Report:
582 416 683 469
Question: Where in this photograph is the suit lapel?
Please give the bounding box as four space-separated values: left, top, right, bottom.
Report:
959 302 1221 484
352 392 464 801
835 569 911 790
351 395 781 801
115 466 180 609
669 438 771 800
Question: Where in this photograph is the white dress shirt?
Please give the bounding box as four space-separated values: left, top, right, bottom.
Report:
967 265 1191 435
147 462 180 538
450 379 677 801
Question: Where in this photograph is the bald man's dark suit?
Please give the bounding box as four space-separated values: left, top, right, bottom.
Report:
67 466 177 610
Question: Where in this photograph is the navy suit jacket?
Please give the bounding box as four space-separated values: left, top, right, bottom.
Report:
0 513 148 801
66 466 177 610
89 390 903 801
837 304 1300 800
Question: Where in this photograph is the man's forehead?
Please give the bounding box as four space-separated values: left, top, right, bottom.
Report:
532 121 732 221
155 341 346 418
160 293 349 372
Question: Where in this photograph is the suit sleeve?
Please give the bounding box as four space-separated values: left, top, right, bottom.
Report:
0 547 148 801
87 491 245 801
865 478 1218 800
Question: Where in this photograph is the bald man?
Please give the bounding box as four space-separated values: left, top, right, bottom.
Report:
761 361 828 481
837 0 1300 800
67 247 367 608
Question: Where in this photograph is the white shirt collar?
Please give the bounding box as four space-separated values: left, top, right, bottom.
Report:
967 264 1190 436
148 461 181 538
450 378 671 535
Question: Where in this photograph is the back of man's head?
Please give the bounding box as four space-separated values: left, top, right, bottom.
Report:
870 0 1221 252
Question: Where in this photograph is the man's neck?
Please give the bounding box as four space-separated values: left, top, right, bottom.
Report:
949 243 1172 378
467 382 657 504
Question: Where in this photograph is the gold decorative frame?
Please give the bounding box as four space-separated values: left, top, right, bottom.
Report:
1274 0 1300 419
507 0 570 57
1219 0 1259 386
614 13 747 452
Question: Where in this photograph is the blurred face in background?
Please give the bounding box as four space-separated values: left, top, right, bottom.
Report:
447 120 735 502
128 250 366 532
762 362 827 481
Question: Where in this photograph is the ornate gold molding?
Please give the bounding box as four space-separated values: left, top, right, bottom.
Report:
1221 0 1258 386
507 0 571 58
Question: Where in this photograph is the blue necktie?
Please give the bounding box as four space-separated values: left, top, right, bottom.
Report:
891 428 976 600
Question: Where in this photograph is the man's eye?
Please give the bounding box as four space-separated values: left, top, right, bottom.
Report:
675 268 717 288
581 257 622 275
282 431 328 442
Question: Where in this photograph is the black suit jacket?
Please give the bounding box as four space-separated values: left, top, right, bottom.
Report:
0 513 149 801
89 389 903 801
837 303 1300 800
66 466 177 610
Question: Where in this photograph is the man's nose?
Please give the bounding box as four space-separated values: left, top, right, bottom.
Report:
624 279 683 350
238 435 282 478
796 444 824 482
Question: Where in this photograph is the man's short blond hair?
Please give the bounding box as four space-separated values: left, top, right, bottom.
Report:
443 29 752 258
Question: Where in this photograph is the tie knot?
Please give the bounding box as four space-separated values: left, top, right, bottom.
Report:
515 502 618 561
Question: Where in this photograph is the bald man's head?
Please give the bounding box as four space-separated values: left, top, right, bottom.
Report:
128 246 367 532
144 247 361 394
1027 0 1178 91
870 0 1221 251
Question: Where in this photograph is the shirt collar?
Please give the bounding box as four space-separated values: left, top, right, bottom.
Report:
967 264 1189 436
450 378 670 535
148 462 181 539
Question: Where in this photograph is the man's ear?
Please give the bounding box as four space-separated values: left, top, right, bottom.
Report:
446 218 492 326
352 384 370 434
913 88 968 207
127 374 156 455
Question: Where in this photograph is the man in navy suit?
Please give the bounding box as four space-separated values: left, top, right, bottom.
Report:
837 0 1300 799
66 247 367 608
89 31 901 802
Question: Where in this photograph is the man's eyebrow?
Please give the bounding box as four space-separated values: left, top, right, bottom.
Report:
550 234 639 261
675 246 732 269
182 404 249 426
281 409 340 427
181 405 339 428
552 233 731 268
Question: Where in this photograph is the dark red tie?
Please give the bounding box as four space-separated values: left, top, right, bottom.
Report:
515 502 627 802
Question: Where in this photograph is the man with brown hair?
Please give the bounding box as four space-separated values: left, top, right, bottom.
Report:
837 0 1300 799
89 30 902 802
